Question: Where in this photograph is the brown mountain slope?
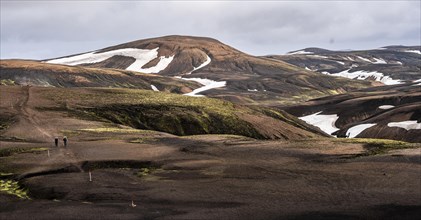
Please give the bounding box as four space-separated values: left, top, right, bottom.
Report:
266 46 421 84
0 60 199 93
0 86 326 141
44 35 371 105
282 84 421 143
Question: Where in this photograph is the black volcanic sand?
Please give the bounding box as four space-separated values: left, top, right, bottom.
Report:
1 133 420 220
0 85 420 219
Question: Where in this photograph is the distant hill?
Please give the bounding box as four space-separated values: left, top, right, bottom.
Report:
266 45 420 85
0 59 201 93
282 83 421 143
40 35 371 105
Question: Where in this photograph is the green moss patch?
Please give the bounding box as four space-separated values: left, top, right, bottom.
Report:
137 167 158 177
129 137 157 144
0 147 49 157
0 115 16 131
336 138 419 156
0 179 30 199
0 79 16 86
78 127 149 133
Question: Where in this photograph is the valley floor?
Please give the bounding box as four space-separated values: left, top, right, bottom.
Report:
0 86 420 219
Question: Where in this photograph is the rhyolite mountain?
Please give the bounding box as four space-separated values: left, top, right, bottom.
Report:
39 35 372 105
1 35 419 142
0 60 201 94
266 46 420 85
268 45 420 143
282 83 421 143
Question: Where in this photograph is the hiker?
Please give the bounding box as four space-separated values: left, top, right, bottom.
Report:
54 137 59 147
63 136 68 147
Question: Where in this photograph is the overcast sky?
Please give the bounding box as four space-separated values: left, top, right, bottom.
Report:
1 1 420 59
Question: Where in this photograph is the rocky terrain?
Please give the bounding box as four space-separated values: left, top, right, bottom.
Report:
42 35 371 105
0 35 420 219
267 46 420 85
282 83 421 142
1 85 420 220
0 60 200 93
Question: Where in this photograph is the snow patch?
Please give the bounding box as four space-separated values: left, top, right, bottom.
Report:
356 56 372 63
248 89 258 92
405 50 421 55
47 48 174 74
305 67 311 71
378 105 394 110
330 69 402 85
151 85 159 91
308 55 329 59
299 112 339 136
346 56 355 61
335 61 345 65
388 121 421 130
372 58 387 64
287 50 314 55
346 123 376 138
179 77 226 97
395 61 403 65
186 55 211 75
138 55 174 74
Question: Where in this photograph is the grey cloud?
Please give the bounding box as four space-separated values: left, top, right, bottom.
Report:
1 1 420 59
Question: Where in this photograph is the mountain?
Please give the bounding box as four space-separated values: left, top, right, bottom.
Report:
269 45 421 142
42 35 371 105
282 83 421 143
266 46 421 86
0 86 325 142
1 36 419 142
0 59 200 93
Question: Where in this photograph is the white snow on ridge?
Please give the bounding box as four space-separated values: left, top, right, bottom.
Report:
179 77 226 97
137 55 174 73
308 55 329 59
299 112 339 136
372 58 387 64
356 56 372 63
335 61 345 65
346 123 376 138
47 48 174 74
187 55 212 75
378 105 394 110
287 50 314 55
330 69 402 85
388 121 421 130
413 79 421 86
405 50 421 55
248 89 258 92
151 85 159 91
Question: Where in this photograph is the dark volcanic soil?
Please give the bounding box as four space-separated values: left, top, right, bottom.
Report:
1 85 420 220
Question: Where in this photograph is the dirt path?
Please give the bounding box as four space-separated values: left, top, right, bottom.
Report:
14 86 84 178
17 86 52 140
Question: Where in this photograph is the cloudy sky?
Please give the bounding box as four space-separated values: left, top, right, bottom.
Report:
1 1 420 59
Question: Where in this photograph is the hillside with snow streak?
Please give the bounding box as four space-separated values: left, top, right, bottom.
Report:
267 45 421 85
47 48 174 74
41 35 371 105
284 83 421 143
